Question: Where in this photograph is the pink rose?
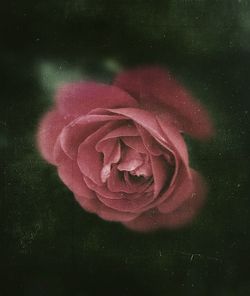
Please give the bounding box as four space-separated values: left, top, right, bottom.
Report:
37 67 214 232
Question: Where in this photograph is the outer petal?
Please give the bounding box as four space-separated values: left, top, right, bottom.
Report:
37 109 72 165
156 113 189 169
114 67 214 139
157 165 194 213
58 157 95 199
97 191 155 213
123 170 206 232
56 82 138 117
75 194 139 222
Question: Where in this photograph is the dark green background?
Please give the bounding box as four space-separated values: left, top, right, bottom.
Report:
1 1 250 295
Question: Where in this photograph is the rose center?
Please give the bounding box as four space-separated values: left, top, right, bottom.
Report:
100 140 153 183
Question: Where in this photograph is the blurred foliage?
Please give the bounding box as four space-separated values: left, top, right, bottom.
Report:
1 0 250 295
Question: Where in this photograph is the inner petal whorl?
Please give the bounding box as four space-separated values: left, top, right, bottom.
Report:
117 147 144 173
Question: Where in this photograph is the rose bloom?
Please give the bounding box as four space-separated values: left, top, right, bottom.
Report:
37 67 213 232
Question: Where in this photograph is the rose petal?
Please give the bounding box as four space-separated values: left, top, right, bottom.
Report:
96 138 121 165
107 166 150 194
123 170 206 231
109 109 192 194
122 209 163 232
150 155 172 197
84 176 125 199
58 157 95 199
97 189 155 213
133 161 187 213
107 167 129 193
60 114 124 159
156 113 190 169
98 139 121 183
158 170 206 227
75 194 139 222
53 137 69 164
124 172 153 193
56 82 138 117
158 168 198 214
77 122 116 186
107 108 185 165
136 125 163 156
109 108 189 172
114 67 214 139
37 110 72 164
96 123 139 142
133 156 152 177
108 108 168 144
121 136 148 154
117 147 143 172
